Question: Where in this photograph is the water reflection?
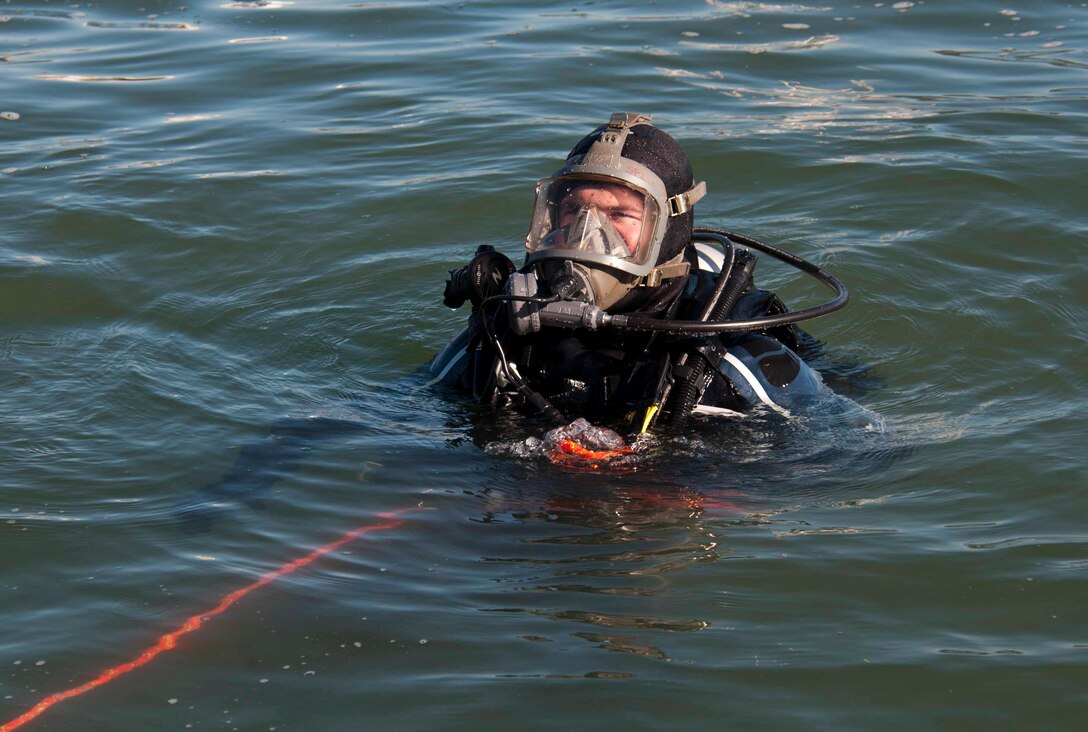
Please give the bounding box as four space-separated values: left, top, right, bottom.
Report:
476 479 730 664
445 364 906 665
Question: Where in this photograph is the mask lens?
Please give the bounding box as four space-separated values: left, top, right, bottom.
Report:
527 177 658 267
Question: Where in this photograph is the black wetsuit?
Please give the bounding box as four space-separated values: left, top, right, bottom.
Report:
429 242 824 429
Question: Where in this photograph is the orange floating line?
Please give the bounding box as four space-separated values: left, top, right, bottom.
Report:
1 509 415 732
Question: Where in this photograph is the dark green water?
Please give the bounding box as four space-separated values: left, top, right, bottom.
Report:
2 1 1086 730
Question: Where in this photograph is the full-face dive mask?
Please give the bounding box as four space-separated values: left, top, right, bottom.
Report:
516 113 707 313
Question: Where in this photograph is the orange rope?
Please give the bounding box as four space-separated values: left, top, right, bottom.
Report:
1 509 415 731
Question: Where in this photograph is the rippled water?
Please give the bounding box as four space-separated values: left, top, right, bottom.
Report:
2 1 1087 730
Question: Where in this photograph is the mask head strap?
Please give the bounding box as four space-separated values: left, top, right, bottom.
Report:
577 112 654 170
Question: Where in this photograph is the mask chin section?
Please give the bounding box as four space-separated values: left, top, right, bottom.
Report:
541 261 593 302
538 259 641 312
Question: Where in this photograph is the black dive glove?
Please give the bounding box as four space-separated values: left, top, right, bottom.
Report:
443 244 516 309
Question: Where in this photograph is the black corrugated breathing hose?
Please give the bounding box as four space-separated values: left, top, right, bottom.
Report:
666 244 756 429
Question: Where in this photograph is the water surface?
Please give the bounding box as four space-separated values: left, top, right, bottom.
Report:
2 1 1087 730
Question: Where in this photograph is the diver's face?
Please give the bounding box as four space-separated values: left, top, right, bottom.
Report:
557 183 646 255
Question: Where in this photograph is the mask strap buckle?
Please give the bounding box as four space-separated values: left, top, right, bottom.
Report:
644 259 692 288
667 181 707 217
607 112 653 130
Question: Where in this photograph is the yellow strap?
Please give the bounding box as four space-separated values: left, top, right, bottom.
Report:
639 405 659 434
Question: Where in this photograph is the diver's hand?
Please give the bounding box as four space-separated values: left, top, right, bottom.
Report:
443 245 515 309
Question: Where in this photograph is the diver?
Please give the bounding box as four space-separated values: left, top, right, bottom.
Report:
176 113 852 533
429 112 849 433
